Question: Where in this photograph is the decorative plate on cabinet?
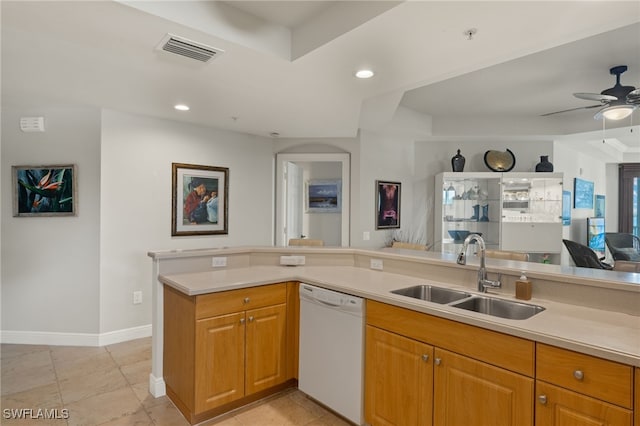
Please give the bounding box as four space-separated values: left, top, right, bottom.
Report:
484 149 516 172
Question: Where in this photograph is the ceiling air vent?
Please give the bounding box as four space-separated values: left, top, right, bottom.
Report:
157 34 223 63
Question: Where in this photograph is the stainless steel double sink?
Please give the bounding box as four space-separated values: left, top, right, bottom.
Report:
390 285 545 320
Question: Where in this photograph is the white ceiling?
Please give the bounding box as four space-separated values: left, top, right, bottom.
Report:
2 1 640 151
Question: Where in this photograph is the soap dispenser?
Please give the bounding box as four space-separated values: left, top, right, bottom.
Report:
515 272 532 300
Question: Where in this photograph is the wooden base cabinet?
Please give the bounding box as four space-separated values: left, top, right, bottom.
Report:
164 282 296 424
433 349 533 426
535 343 633 426
535 382 632 426
365 325 433 426
194 304 287 413
365 301 535 426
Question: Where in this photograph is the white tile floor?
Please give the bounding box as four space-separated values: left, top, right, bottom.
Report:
1 337 350 426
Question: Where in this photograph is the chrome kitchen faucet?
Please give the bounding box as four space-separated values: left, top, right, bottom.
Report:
456 234 502 293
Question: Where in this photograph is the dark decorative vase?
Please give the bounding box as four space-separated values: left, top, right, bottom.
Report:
451 149 466 172
535 155 554 172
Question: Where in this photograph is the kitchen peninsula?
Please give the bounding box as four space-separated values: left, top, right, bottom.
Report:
148 246 640 425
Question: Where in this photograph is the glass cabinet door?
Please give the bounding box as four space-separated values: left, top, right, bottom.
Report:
436 173 501 254
500 173 563 254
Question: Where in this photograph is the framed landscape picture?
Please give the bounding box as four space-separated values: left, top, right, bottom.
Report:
12 164 77 217
306 180 341 213
172 163 229 236
375 180 401 229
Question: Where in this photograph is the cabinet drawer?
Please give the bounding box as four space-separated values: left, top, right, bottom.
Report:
196 283 286 319
536 344 633 408
366 300 534 376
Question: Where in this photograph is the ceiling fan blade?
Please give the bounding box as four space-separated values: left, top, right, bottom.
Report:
573 92 617 102
627 88 640 104
540 104 602 117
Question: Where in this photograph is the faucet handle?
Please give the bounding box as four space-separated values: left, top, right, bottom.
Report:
456 251 466 265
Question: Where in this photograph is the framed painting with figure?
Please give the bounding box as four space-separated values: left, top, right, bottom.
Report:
12 164 77 217
375 180 401 229
172 163 229 236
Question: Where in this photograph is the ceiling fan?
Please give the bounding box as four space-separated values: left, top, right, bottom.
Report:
542 65 640 120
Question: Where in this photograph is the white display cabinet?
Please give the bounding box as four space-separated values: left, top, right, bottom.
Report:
434 173 502 254
435 172 564 257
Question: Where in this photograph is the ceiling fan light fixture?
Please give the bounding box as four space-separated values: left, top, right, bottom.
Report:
595 104 635 120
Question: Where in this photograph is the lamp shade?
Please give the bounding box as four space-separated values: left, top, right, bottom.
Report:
594 104 635 120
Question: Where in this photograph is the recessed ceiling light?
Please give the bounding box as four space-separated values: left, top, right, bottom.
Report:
355 69 374 79
174 104 190 111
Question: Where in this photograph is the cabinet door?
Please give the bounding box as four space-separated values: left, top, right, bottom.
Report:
536 381 632 426
434 348 533 426
501 222 562 252
195 312 245 413
245 303 287 395
365 325 433 426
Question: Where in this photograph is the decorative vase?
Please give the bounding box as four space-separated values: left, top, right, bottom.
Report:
451 149 466 172
535 155 554 172
471 204 480 221
479 204 489 222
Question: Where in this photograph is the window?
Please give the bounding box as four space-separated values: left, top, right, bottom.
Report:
618 163 640 236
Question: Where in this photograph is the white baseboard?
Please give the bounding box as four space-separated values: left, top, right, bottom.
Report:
149 373 167 398
0 324 152 347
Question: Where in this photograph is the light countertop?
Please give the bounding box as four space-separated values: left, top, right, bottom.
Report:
160 264 640 367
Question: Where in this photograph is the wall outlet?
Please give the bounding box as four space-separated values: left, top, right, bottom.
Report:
212 257 227 268
133 291 142 305
363 231 370 241
370 259 383 270
280 255 306 266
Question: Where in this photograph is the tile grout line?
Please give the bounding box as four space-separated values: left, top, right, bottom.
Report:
49 346 70 426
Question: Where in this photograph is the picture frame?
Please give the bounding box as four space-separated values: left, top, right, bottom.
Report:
375 180 401 229
574 178 594 209
562 190 571 226
172 163 229 236
594 194 605 218
12 164 77 217
306 179 342 213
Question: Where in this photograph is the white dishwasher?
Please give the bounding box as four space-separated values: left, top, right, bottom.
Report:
299 283 364 425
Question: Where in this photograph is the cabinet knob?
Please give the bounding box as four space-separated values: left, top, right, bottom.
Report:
434 357 442 366
538 395 547 405
243 297 250 304
573 370 584 381
249 316 254 322
422 354 429 362
240 318 245 324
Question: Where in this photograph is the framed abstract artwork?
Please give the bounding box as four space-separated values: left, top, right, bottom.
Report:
562 190 571 226
594 194 605 218
573 178 594 209
12 164 77 217
375 180 401 229
172 163 229 236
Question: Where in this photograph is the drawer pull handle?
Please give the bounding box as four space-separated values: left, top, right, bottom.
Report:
573 370 584 381
422 354 429 362
538 395 547 405
243 297 250 304
434 358 441 366
240 318 245 325
249 316 254 322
